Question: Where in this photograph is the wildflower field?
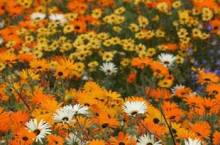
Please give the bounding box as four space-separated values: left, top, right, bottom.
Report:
0 0 220 144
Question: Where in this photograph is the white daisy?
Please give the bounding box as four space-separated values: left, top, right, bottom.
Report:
30 12 46 20
137 134 162 145
26 119 51 143
49 13 67 24
171 84 185 93
123 101 147 116
184 138 201 145
72 104 89 115
66 133 86 145
53 104 89 123
158 53 176 67
53 105 76 124
0 140 5 144
82 72 89 81
100 62 118 75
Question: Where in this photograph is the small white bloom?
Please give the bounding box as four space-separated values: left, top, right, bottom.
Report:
53 105 76 124
0 139 6 144
158 53 176 67
26 119 51 143
49 13 67 24
72 104 89 115
171 84 185 93
184 138 201 145
123 101 147 116
100 62 118 75
66 133 86 145
137 133 162 145
82 72 89 80
30 12 46 20
53 104 89 123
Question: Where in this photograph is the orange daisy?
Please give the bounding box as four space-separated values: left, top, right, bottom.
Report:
197 70 220 84
9 128 36 145
0 108 10 133
191 121 211 140
213 131 220 145
138 117 168 138
10 111 29 133
47 134 64 145
88 139 106 145
108 132 136 145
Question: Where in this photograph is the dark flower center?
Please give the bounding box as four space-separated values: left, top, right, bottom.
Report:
153 118 160 124
102 123 109 128
213 26 218 30
212 90 218 95
172 128 177 134
204 78 211 81
163 82 168 85
131 111 138 115
205 106 211 111
33 129 41 135
164 61 170 64
181 92 186 95
22 136 29 141
119 142 125 145
169 116 176 120
62 117 69 121
58 72 63 76
75 26 80 30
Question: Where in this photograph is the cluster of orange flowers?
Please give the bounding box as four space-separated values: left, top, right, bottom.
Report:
0 0 220 145
0 81 219 145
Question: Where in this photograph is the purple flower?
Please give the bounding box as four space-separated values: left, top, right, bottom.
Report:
204 68 211 73
207 25 212 31
193 61 199 66
196 85 204 93
214 70 220 75
202 60 207 65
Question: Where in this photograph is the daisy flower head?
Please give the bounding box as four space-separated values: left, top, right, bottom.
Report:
123 101 147 116
158 53 176 68
72 104 89 116
53 105 75 124
25 119 51 143
137 133 162 145
100 62 118 75
47 134 64 145
53 104 89 123
82 71 89 81
49 13 67 24
30 12 46 20
88 139 106 145
184 138 201 145
66 132 86 145
171 84 185 93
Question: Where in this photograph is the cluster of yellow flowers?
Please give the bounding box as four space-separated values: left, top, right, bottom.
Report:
0 0 220 144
